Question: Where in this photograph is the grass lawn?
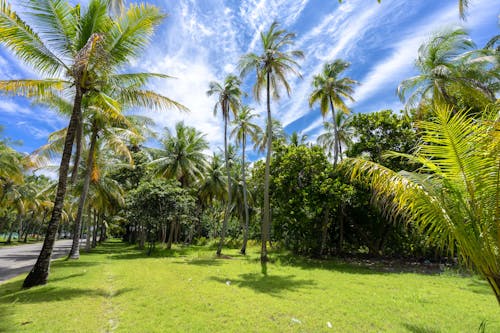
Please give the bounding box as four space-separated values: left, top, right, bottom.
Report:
0 240 498 332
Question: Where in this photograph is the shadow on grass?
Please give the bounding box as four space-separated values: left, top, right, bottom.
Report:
402 323 441 333
209 273 316 297
465 278 491 296
173 258 223 266
0 285 134 304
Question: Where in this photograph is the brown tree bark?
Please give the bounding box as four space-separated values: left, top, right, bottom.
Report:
68 120 98 259
23 88 83 288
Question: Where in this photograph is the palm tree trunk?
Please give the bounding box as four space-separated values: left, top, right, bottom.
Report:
92 213 99 248
70 112 83 184
85 207 92 252
329 97 339 166
240 135 250 255
485 275 500 305
217 116 232 256
68 121 98 259
23 87 83 289
262 71 272 264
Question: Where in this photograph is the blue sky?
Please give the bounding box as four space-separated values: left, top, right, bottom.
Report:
0 0 498 158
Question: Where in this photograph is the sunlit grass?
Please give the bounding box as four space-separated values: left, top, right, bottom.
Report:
0 240 498 332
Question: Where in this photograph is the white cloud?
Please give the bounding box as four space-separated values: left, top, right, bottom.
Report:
0 99 32 115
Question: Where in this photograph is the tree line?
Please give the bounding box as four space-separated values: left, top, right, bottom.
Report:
0 0 498 303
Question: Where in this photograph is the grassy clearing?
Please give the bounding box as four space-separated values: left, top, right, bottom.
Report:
0 240 498 332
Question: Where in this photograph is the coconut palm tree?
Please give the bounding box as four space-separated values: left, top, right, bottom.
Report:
309 59 358 166
317 113 353 161
253 118 286 153
239 21 303 263
0 0 185 287
344 103 500 305
150 122 209 188
231 106 261 254
398 29 496 111
206 75 242 256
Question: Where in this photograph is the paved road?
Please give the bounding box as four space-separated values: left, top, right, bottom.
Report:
0 239 79 283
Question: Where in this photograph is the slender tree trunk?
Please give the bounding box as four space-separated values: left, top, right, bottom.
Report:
329 97 339 166
85 207 92 252
70 111 83 184
161 224 167 244
166 219 175 249
217 116 232 256
68 121 98 259
23 87 83 289
262 71 272 264
92 212 98 248
240 136 250 255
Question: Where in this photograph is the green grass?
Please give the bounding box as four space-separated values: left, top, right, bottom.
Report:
0 240 498 332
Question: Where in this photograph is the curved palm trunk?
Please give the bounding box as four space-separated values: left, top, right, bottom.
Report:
329 97 339 166
262 71 272 263
216 115 232 256
23 87 83 288
68 120 98 259
240 135 250 255
486 276 500 305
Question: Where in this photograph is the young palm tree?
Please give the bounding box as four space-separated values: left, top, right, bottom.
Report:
207 75 242 256
231 106 262 254
309 59 358 166
398 29 495 110
317 113 353 161
239 21 303 263
253 118 287 153
150 122 209 188
0 0 182 287
344 104 500 305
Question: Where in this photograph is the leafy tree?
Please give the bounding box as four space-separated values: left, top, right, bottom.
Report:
345 104 500 304
309 59 358 165
240 22 303 262
231 106 261 254
269 144 354 256
346 109 418 171
207 74 242 256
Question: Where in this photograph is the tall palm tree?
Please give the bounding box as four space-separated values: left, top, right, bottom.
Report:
398 29 496 110
239 21 303 263
309 59 358 166
0 0 181 287
345 104 500 305
317 113 353 161
150 122 209 188
231 106 261 254
207 75 242 256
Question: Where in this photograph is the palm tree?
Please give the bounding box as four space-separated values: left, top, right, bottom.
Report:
239 21 303 263
398 29 496 111
317 113 353 161
289 131 308 147
344 104 500 305
206 75 242 256
309 59 358 166
0 0 182 287
253 118 286 153
150 122 209 188
231 106 261 254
